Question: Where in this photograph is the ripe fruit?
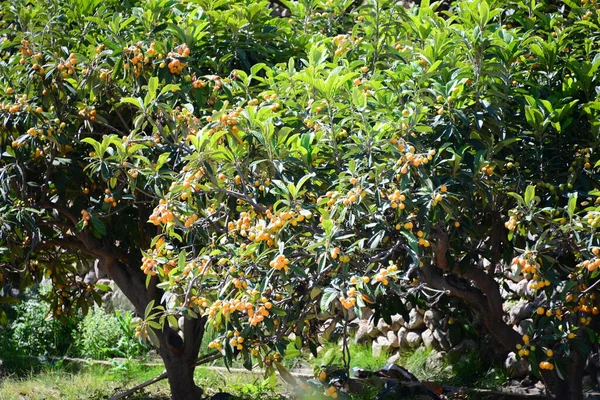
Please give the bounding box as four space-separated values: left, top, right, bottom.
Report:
536 307 545 315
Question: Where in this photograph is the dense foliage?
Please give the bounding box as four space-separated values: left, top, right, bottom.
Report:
1 0 600 398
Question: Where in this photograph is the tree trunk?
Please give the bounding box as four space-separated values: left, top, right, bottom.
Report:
158 317 207 400
160 349 204 400
543 351 584 400
426 234 586 400
92 252 208 399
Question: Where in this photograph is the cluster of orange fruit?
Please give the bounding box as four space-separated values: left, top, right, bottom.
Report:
148 201 175 225
539 361 555 370
18 39 33 56
56 52 77 78
390 141 436 174
141 255 158 275
504 215 518 231
166 44 190 74
324 386 338 398
80 209 91 227
228 331 245 350
580 247 600 271
341 185 365 206
372 265 398 286
122 42 158 76
3 91 33 114
183 213 198 228
103 189 117 207
78 106 97 121
387 189 407 209
269 254 290 272
339 286 358 309
511 256 538 274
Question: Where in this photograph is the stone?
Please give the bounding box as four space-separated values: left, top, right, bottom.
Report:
514 279 536 298
83 269 97 284
406 331 422 348
387 329 399 348
376 317 391 335
514 318 533 336
367 317 381 338
387 351 401 365
359 307 373 321
423 309 442 330
406 309 425 330
422 329 436 349
372 336 391 358
433 328 451 351
354 320 371 344
390 314 405 331
505 351 529 378
508 299 535 325
447 339 477 362
397 327 408 349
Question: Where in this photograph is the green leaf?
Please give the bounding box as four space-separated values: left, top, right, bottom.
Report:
568 192 577 218
524 185 535 205
320 288 338 313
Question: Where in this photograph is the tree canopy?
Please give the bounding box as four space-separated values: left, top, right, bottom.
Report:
1 0 600 399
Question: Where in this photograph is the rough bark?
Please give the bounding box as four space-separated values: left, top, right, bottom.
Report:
423 232 521 352
542 350 584 400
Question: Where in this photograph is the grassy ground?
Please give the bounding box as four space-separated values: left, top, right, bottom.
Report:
0 339 510 400
0 362 285 400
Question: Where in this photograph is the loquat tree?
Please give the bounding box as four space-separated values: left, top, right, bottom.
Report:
1 0 600 399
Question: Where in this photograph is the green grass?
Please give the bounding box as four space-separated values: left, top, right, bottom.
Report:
0 361 286 400
309 341 388 371
0 363 170 400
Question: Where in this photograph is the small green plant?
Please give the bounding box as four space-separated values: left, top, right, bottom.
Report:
8 293 79 358
76 306 149 359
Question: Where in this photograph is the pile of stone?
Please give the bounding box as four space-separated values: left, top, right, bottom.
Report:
351 306 460 362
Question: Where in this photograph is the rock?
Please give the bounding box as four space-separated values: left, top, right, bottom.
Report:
406 331 422 348
514 279 536 298
422 329 436 349
508 299 535 325
514 318 533 336
102 281 135 312
387 330 399 348
390 314 405 331
376 317 391 335
372 336 391 358
354 320 371 344
433 328 451 351
367 318 381 338
406 309 425 330
397 327 408 349
83 269 97 284
423 309 442 330
359 307 373 321
387 351 401 365
505 351 529 378
447 339 477 362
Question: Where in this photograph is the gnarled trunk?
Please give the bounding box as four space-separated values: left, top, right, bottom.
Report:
425 233 585 399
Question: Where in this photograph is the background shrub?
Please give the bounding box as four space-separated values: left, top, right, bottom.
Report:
9 292 79 358
75 306 150 359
